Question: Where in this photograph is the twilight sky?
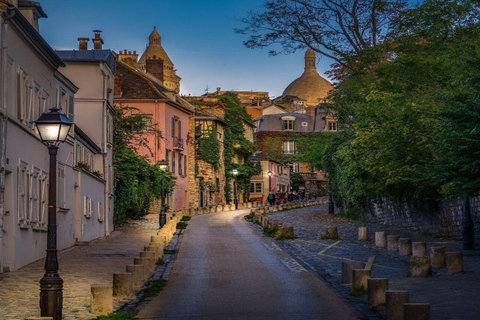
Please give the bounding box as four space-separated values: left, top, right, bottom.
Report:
38 0 334 98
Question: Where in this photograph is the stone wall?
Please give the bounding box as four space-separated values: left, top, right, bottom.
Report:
364 196 480 243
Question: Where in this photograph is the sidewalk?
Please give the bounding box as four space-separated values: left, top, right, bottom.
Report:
0 215 159 320
267 205 480 319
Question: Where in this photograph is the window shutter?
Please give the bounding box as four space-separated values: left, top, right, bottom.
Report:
171 118 175 137
178 121 181 138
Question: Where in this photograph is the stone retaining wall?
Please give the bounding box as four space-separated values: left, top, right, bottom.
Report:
364 197 480 243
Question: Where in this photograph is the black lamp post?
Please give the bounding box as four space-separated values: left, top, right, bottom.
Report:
267 170 273 193
328 193 335 214
232 169 239 210
157 160 169 228
34 107 73 320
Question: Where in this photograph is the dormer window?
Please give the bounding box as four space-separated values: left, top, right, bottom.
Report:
281 116 296 131
328 121 338 132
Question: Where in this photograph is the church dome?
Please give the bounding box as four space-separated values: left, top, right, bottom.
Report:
283 49 333 107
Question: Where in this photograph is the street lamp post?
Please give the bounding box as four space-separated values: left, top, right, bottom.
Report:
267 170 273 193
34 107 73 320
157 160 169 228
232 169 239 210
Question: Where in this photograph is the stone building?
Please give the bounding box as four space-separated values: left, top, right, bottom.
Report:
136 27 181 93
249 157 290 204
207 88 270 107
282 49 333 115
185 97 227 208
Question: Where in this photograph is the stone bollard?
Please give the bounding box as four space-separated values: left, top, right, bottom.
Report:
412 242 427 257
367 278 389 309
352 269 371 295
134 258 152 279
113 273 133 298
387 235 399 251
410 256 431 277
126 265 145 288
144 246 159 259
375 232 387 247
358 227 369 241
445 252 464 274
341 261 364 284
325 226 339 239
399 238 412 256
386 290 409 320
429 247 446 268
140 251 156 260
90 286 113 315
404 303 430 320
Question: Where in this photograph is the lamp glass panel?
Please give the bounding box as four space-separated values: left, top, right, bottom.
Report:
58 123 72 142
37 123 62 142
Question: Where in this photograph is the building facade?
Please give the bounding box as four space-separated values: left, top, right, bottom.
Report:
0 4 112 272
114 59 194 211
249 157 290 204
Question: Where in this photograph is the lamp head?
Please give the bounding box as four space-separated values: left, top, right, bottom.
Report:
34 107 74 146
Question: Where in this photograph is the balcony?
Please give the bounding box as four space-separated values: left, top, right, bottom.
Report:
299 172 326 181
173 136 184 150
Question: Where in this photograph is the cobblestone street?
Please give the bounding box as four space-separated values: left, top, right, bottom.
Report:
0 215 159 320
267 205 480 319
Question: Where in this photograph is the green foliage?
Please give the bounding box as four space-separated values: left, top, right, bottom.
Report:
319 0 480 215
163 249 178 254
96 311 137 320
181 216 191 221
197 127 221 168
176 221 188 229
139 279 167 302
113 106 175 225
218 92 259 203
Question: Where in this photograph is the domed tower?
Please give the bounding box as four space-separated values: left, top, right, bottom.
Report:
283 49 333 115
138 27 181 92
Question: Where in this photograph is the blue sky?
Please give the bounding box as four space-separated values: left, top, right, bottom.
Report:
38 0 333 97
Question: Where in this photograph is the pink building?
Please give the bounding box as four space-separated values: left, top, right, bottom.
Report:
114 61 194 210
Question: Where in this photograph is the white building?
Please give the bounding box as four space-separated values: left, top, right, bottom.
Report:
0 1 113 272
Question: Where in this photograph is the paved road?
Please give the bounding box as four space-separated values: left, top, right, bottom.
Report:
137 210 358 320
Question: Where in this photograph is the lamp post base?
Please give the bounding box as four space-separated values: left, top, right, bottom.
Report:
40 273 63 320
160 212 167 228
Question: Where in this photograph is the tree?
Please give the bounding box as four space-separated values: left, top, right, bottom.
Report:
320 0 480 216
113 106 175 225
236 0 406 76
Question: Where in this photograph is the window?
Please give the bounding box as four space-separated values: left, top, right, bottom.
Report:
6 57 15 115
17 69 29 122
282 120 294 131
17 161 28 223
178 120 182 138
30 167 40 223
57 164 66 208
68 95 74 122
277 165 283 175
283 141 296 154
172 150 176 174
83 196 92 218
39 171 48 226
328 121 338 132
166 149 170 169
97 202 105 222
288 162 300 173
107 114 113 143
171 117 177 137
250 182 263 193
178 153 183 175
142 114 153 130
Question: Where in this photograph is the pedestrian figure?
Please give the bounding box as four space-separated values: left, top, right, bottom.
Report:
267 193 275 206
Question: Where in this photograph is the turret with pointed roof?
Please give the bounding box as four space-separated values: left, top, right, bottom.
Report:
138 26 181 92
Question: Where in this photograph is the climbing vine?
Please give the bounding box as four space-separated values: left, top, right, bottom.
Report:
197 127 221 169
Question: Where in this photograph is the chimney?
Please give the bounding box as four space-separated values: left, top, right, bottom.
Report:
78 38 89 50
146 59 164 82
117 49 139 69
92 30 104 50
